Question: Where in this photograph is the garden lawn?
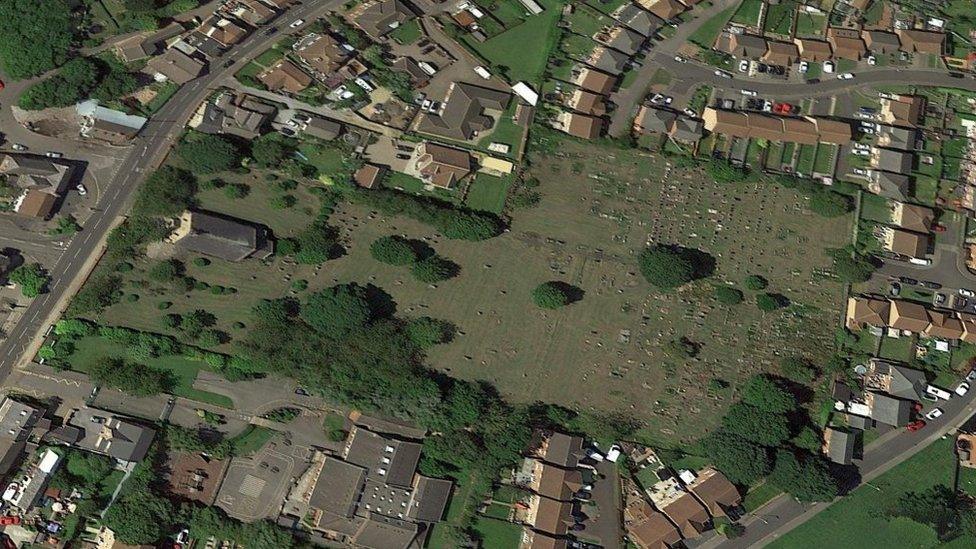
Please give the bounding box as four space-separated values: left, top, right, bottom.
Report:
878 334 916 362
731 0 763 27
795 12 825 36
228 425 276 455
465 173 513 214
390 19 422 44
860 193 892 223
473 517 522 547
795 144 817 175
689 6 736 48
768 437 975 549
465 1 564 83
763 1 795 36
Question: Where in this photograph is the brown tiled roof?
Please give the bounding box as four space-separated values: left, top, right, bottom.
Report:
16 190 57 218
763 41 799 65
624 498 681 549
926 310 964 339
827 27 867 59
887 229 928 258
354 164 384 189
639 0 686 21
686 468 741 517
257 59 312 94
845 297 891 330
537 464 583 501
794 38 833 61
889 300 930 332
896 29 945 55
577 68 617 95
569 89 608 116
660 492 710 539
566 113 603 139
533 497 574 536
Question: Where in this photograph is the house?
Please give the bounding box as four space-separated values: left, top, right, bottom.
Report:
866 391 912 427
872 147 914 174
574 68 617 95
657 489 710 538
827 27 867 59
927 310 965 339
557 111 604 139
634 106 676 135
67 408 155 463
701 108 850 144
352 0 417 39
77 100 148 144
417 82 511 141
813 118 853 144
257 59 312 94
182 30 226 58
865 359 928 402
685 468 741 518
823 428 856 465
527 431 585 469
227 0 279 26
415 142 472 189
531 496 576 536
304 116 344 141
623 492 681 549
637 0 686 22
190 93 276 140
883 227 929 258
0 398 43 478
596 26 646 55
670 116 702 143
763 41 799 66
201 16 249 47
567 89 608 116
115 22 185 62
862 30 900 54
519 529 568 549
869 171 911 201
168 210 274 262
793 38 833 61
612 3 664 37
293 33 353 82
585 46 630 74
0 154 72 219
354 164 384 189
889 299 931 332
896 29 945 55
961 314 976 344
391 57 430 87
527 461 583 501
2 449 60 512
147 48 206 85
877 125 919 150
880 95 925 127
845 296 891 331
891 202 933 233
729 34 768 59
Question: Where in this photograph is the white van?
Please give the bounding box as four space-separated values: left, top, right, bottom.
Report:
926 384 953 400
909 257 932 266
473 66 492 80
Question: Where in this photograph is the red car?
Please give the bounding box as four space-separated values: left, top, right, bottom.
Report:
0 516 20 526
933 224 947 232
907 420 927 432
0 79 5 91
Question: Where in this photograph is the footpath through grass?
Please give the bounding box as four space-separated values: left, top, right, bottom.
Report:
769 437 975 548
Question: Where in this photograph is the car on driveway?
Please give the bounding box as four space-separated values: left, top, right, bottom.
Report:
889 282 901 296
823 60 835 73
934 293 947 306
799 61 809 73
289 19 305 28
738 59 749 72
907 420 926 431
926 385 953 400
960 288 975 297
11 143 26 151
740 89 758 97
956 382 970 396
967 369 976 382
673 55 687 63
76 183 87 196
925 408 944 420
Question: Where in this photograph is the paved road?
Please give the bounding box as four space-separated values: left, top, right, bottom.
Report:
0 0 340 380
705 388 976 548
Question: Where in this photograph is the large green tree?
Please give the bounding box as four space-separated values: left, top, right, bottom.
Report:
0 0 75 79
770 450 839 502
638 244 705 289
301 284 372 338
370 236 417 266
133 166 197 217
9 263 50 297
88 358 170 396
741 375 796 414
701 430 772 484
176 134 243 174
721 402 791 446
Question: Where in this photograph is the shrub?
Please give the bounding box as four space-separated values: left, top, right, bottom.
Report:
370 236 418 265
745 274 768 291
192 257 211 267
411 255 457 283
177 134 243 174
713 286 743 305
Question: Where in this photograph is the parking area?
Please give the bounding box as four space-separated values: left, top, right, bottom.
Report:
215 433 306 521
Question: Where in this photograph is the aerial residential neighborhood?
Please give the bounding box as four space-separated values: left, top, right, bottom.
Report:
6 0 976 547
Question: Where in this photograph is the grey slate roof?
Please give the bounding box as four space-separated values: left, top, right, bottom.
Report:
69 408 155 463
824 427 856 465
878 125 919 151
672 116 703 142
304 116 343 141
344 427 422 488
872 171 911 201
637 106 676 133
417 82 511 141
613 4 663 37
309 457 367 517
875 147 914 174
177 210 273 262
407 476 452 522
355 0 417 38
869 392 912 427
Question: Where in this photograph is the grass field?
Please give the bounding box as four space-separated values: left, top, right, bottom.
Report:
65 336 234 407
464 1 565 84
769 437 976 548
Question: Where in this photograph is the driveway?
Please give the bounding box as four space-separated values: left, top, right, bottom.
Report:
875 211 976 296
585 460 624 548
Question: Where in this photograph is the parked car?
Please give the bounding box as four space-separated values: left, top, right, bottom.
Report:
919 280 942 289
933 224 947 232
264 26 277 35
0 516 19 526
898 276 919 285
673 55 687 63
853 167 867 176
868 55 876 65
605 444 621 462
798 61 809 73
76 183 87 196
889 282 901 296
11 143 26 151
934 293 947 306
906 420 926 432
925 408 944 420
584 447 604 462
926 385 953 400
960 288 975 297
295 387 310 396
737 59 749 73
956 382 970 396
279 127 296 137
714 69 732 79
967 369 976 382
354 77 374 93
683 108 697 117
289 18 305 28
837 72 855 80
293 112 311 123
740 89 757 97
45 151 63 158
823 60 835 73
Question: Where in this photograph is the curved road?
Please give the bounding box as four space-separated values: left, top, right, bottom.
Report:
0 0 339 378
